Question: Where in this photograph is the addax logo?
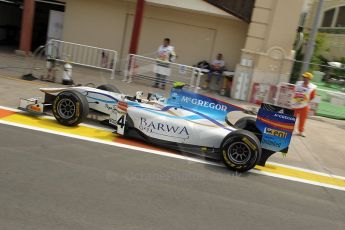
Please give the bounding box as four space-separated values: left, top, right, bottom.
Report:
264 127 287 138
274 113 296 121
139 117 189 139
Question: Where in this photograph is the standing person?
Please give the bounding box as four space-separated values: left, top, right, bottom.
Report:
291 72 317 137
153 38 176 89
204 53 225 89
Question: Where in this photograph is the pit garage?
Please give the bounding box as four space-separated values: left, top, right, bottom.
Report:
0 0 64 52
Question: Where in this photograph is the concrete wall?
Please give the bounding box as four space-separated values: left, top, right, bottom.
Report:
232 0 305 100
305 0 345 29
122 5 247 68
63 0 129 54
305 0 345 60
62 0 247 69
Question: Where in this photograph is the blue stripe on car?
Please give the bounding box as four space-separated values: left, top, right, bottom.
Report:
85 91 118 104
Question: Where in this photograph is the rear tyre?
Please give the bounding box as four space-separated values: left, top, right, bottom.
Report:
234 116 277 167
97 84 121 93
52 90 89 126
221 130 261 172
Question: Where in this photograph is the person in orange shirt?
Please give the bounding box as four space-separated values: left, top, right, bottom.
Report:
291 72 317 137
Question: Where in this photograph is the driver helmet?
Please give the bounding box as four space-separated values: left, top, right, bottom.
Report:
136 91 144 100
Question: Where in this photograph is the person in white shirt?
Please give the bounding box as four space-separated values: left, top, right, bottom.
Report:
206 53 225 86
153 38 176 89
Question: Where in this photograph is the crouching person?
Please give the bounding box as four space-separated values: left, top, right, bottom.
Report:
204 53 225 89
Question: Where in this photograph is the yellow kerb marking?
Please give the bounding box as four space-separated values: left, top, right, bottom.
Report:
255 164 345 188
2 113 116 142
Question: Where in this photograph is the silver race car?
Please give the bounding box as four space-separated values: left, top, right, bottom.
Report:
19 84 296 172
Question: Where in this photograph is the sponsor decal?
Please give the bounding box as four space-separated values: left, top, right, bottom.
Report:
256 104 296 152
106 102 128 115
180 96 228 112
117 101 128 112
261 138 281 148
264 127 288 138
241 137 257 150
28 105 42 112
167 89 243 121
223 150 233 166
274 113 296 121
75 101 80 117
68 100 80 125
139 117 189 139
105 103 114 111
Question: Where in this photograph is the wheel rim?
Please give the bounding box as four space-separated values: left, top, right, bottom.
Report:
227 141 251 164
57 98 76 119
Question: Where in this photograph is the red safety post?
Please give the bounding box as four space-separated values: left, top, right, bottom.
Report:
19 0 35 54
129 0 145 54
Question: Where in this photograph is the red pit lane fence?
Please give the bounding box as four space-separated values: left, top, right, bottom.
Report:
123 54 202 93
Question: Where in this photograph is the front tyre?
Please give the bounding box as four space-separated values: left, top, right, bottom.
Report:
52 90 89 126
221 130 261 172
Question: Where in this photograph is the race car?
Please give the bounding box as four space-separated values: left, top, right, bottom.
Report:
18 84 296 172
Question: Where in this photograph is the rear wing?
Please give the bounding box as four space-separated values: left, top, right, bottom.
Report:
256 103 296 153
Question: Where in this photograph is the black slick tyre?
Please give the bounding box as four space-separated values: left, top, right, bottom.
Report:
52 90 89 126
221 130 262 172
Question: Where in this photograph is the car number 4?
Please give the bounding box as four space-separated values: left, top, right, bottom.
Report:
109 111 126 135
116 113 126 135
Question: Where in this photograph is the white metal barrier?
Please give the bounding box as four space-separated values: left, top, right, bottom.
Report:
123 54 202 92
273 82 296 108
261 82 345 118
46 39 118 78
273 82 345 107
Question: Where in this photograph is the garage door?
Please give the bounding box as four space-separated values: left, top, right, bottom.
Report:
122 14 216 66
